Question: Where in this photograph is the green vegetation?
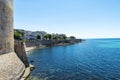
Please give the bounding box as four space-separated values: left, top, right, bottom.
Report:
44 34 52 40
63 35 67 40
70 36 76 40
14 29 78 41
57 36 63 40
53 36 58 40
47 34 52 40
36 34 41 39
44 35 47 40
14 29 25 40
52 35 67 40
14 31 22 40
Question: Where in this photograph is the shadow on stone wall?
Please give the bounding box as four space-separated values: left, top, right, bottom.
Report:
14 42 29 68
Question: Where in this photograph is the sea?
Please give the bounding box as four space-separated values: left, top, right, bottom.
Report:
27 38 120 80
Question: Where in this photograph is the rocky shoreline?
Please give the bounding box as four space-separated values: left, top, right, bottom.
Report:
24 39 82 52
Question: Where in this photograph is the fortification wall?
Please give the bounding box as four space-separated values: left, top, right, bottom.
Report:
0 0 26 80
0 0 14 54
14 42 29 68
0 52 25 80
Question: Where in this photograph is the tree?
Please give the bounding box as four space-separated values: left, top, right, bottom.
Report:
14 31 22 40
48 34 52 40
63 35 67 40
44 34 52 40
15 29 25 37
44 35 48 40
21 31 25 37
57 36 62 40
36 34 41 39
53 36 57 40
70 36 75 40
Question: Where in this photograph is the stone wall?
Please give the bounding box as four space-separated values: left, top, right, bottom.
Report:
25 40 54 47
0 0 14 54
14 42 29 68
0 52 25 80
0 0 26 80
25 39 82 47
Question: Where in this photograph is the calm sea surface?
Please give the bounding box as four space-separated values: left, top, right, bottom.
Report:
27 39 120 80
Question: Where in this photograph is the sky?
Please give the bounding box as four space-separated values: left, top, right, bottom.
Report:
14 0 120 38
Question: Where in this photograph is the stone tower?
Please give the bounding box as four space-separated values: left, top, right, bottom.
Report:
0 0 25 79
0 0 14 54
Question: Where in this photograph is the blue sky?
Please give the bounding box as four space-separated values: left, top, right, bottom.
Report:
14 0 120 38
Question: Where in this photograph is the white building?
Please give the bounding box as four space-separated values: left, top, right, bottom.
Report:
23 31 47 40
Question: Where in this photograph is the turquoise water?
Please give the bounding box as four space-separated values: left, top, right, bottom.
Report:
28 39 120 80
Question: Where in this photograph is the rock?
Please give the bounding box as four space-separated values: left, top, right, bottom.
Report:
30 60 35 63
30 64 35 71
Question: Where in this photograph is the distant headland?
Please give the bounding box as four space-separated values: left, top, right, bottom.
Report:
14 29 83 49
